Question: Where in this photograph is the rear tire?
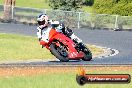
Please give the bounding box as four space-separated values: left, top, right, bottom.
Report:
81 44 92 61
50 43 69 62
82 49 92 61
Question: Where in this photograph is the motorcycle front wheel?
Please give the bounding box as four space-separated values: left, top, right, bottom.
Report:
50 42 69 62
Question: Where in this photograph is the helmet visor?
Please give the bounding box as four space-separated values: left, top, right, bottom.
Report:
38 20 45 25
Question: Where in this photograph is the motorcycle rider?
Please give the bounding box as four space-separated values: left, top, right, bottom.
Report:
37 13 83 47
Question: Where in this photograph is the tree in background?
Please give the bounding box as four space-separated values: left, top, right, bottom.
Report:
4 0 15 21
48 0 82 11
83 0 94 6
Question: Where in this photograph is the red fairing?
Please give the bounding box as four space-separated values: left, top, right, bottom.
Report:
51 32 84 59
40 40 47 46
68 51 84 59
39 28 84 60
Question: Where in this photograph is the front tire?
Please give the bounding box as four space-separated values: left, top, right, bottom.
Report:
50 43 69 62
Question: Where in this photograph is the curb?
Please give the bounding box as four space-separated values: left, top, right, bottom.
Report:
93 45 119 59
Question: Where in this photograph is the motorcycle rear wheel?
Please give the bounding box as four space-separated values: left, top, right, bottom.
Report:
50 43 69 62
82 50 92 61
80 44 92 61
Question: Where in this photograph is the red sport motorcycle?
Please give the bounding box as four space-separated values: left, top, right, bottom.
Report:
39 28 92 62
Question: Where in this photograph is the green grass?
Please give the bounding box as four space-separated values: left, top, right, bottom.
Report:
0 70 131 88
0 33 54 61
0 33 103 61
81 6 93 13
0 1 3 4
16 0 50 9
0 0 50 9
0 0 93 12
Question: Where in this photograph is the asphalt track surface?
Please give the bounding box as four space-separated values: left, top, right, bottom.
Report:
0 22 132 65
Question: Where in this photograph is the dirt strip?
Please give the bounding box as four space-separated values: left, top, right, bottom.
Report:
0 66 132 77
